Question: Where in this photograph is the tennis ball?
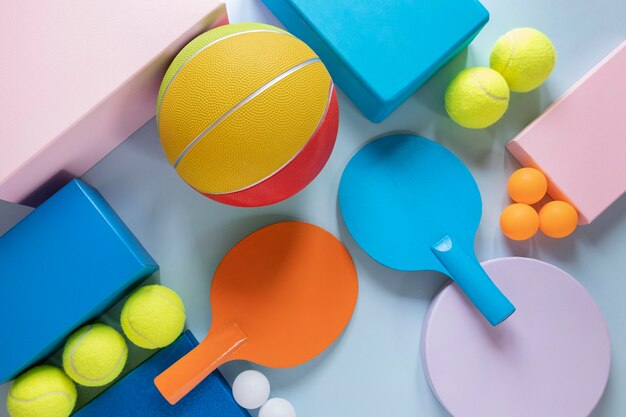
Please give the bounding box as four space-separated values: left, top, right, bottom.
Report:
121 285 185 349
62 324 128 387
490 28 556 92
6 366 76 417
444 67 510 129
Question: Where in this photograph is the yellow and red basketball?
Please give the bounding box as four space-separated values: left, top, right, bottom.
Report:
157 23 339 206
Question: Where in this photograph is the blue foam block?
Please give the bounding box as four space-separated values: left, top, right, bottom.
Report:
0 179 158 383
262 0 489 122
73 331 250 417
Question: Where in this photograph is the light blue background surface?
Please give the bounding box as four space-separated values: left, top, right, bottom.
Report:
1 0 625 415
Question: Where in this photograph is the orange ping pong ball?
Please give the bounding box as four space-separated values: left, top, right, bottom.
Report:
539 201 578 238
500 203 539 240
507 167 548 204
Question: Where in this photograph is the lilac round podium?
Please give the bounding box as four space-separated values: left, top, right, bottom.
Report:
421 257 611 417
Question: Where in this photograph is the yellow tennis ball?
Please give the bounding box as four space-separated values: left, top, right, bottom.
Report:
62 324 128 387
121 285 186 349
490 28 556 92
6 365 77 417
445 67 510 129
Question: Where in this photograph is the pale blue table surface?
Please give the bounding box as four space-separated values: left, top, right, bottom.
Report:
1 0 625 416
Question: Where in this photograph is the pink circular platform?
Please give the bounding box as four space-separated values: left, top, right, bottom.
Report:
421 257 610 417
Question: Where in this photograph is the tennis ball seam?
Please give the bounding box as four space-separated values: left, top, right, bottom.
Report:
157 28 291 122
68 325 127 384
498 32 516 78
173 57 322 170
125 287 185 348
8 391 74 405
126 318 158 348
136 287 185 314
471 69 508 101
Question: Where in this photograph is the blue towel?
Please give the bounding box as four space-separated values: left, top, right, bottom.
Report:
73 331 250 417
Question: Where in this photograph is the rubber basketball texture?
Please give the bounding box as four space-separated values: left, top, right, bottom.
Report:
157 23 338 206
206 85 338 206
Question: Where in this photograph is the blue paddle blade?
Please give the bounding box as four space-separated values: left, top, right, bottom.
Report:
339 134 515 325
339 134 481 273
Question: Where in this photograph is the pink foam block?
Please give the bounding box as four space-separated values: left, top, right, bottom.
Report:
0 0 227 207
507 41 626 224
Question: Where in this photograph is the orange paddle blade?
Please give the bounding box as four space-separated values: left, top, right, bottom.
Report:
155 222 358 404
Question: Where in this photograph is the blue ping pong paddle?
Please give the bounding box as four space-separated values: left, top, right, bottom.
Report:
339 134 515 325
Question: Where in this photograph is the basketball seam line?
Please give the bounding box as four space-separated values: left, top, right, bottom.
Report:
471 68 508 101
207 82 335 196
69 325 127 383
156 29 292 123
173 57 322 169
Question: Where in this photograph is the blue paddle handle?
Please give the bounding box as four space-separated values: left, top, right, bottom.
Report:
431 236 515 326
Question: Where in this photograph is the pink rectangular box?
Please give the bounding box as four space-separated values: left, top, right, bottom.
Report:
507 41 626 225
0 0 227 206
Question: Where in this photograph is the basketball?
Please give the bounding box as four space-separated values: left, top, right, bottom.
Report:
157 23 339 206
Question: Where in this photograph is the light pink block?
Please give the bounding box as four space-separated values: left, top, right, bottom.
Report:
0 0 227 206
507 41 626 224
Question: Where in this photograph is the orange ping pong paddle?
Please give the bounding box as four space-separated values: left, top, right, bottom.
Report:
154 221 358 404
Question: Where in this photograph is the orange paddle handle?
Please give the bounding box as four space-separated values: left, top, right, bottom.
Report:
154 323 248 405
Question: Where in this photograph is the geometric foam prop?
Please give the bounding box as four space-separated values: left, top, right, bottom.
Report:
262 0 489 122
507 41 626 224
0 1 227 206
422 257 610 417
0 179 158 382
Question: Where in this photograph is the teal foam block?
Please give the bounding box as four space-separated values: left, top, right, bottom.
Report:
0 179 158 383
261 0 489 122
73 331 250 417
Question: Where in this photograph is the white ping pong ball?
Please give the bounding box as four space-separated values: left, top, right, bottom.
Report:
232 370 271 409
259 398 296 417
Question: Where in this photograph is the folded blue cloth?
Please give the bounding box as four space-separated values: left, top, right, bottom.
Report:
74 331 249 417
